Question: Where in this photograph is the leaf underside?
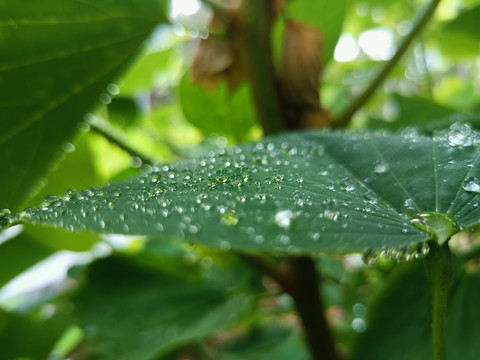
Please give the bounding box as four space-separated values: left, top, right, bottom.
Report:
0 0 167 209
6 124 480 254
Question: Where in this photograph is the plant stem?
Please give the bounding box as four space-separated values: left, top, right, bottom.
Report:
88 120 155 166
289 256 338 360
239 0 284 135
333 0 441 127
423 241 452 360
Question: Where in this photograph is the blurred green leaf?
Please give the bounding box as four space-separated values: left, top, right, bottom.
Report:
0 231 54 288
107 97 141 128
219 326 308 360
74 255 251 360
350 258 480 359
28 134 105 206
0 306 70 360
440 4 480 57
120 47 179 96
0 0 168 209
366 94 480 133
179 74 257 141
23 224 99 252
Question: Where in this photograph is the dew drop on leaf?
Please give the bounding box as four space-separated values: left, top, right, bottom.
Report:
0 209 13 229
373 162 388 174
362 248 378 266
462 177 480 193
221 210 239 226
274 209 294 228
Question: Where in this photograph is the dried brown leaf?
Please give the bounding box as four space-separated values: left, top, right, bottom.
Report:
280 20 323 108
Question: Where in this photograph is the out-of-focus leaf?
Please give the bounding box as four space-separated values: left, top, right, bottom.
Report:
0 0 168 209
219 326 308 360
0 231 54 288
23 224 99 252
120 48 178 96
440 4 480 57
367 94 480 134
366 94 480 133
285 0 349 64
179 74 257 141
350 258 480 360
0 306 70 360
107 97 141 128
28 134 105 206
74 256 251 360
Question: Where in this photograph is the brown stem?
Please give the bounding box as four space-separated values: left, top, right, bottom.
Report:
238 0 285 135
289 256 339 360
333 0 441 127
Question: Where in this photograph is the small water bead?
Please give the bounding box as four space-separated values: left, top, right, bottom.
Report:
362 249 378 266
373 161 388 174
322 210 340 222
277 234 291 245
0 209 13 228
221 210 239 226
462 177 480 193
274 210 294 228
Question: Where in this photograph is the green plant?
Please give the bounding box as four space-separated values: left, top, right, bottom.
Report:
1 0 480 359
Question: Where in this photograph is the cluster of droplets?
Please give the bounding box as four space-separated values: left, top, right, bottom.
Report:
0 208 13 229
3 129 450 254
433 123 479 147
362 242 430 266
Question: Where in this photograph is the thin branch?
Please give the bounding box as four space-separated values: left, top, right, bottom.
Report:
333 0 441 127
238 0 284 135
87 119 155 166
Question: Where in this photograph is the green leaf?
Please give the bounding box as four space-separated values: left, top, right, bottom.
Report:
73 255 251 360
350 258 480 360
7 124 480 253
366 94 480 133
0 306 70 360
0 0 167 209
178 74 257 141
219 326 308 360
285 0 349 64
0 231 54 288
439 4 480 58
120 47 179 96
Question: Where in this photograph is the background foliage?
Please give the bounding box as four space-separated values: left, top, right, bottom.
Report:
1 0 480 359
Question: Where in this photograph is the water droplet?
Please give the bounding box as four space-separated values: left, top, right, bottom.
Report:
130 156 143 168
373 161 388 174
463 177 480 193
352 318 367 333
362 248 378 266
0 209 12 228
322 210 340 222
221 210 239 226
61 142 75 153
107 83 120 95
275 210 294 228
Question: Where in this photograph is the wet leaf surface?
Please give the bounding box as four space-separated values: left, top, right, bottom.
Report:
5 125 480 254
74 255 251 360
